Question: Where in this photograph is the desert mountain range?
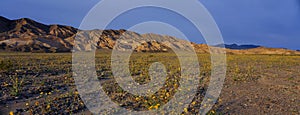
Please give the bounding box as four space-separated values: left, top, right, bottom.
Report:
0 16 299 54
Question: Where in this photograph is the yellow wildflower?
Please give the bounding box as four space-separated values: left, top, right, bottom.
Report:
46 104 51 109
135 97 140 101
192 101 196 105
174 84 178 87
35 102 39 106
211 110 215 114
74 91 79 95
184 108 188 113
9 111 14 115
166 92 170 97
80 102 84 105
154 104 160 109
152 96 156 99
148 106 154 110
3 82 8 87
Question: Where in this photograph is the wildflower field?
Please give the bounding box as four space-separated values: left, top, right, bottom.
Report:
0 52 299 114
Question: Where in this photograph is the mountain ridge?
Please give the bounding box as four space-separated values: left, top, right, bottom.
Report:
0 16 299 55
214 44 261 50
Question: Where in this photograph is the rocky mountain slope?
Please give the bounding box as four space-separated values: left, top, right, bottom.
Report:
0 16 77 52
0 16 299 54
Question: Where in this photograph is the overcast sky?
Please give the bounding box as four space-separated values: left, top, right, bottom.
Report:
0 0 299 49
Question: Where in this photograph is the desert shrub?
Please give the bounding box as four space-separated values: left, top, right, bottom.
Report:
0 60 13 71
9 75 24 96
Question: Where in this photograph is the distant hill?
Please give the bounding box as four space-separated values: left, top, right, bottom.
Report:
0 16 299 55
214 44 260 50
225 47 300 55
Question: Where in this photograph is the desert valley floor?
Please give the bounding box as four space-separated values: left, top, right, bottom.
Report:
0 52 299 114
